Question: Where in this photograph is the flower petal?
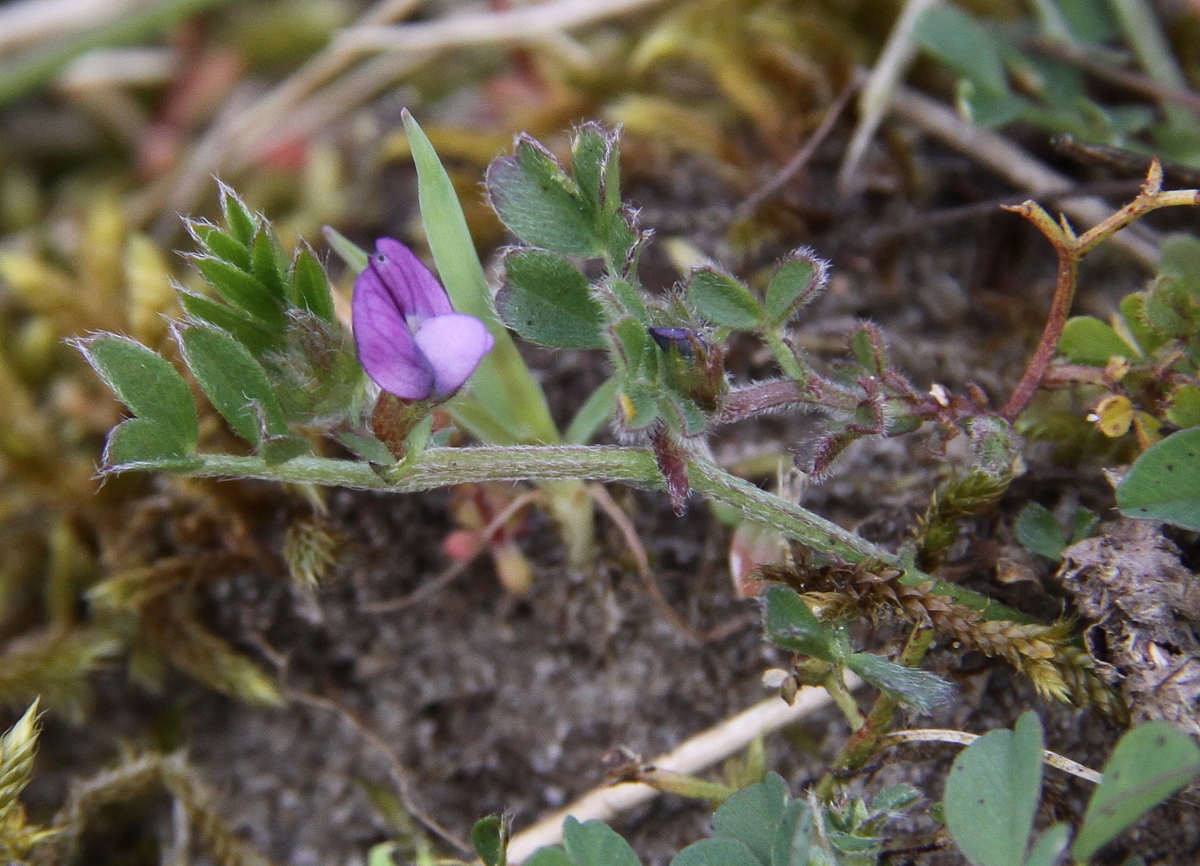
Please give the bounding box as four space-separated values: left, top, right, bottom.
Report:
369 238 453 324
414 314 495 399
353 261 435 399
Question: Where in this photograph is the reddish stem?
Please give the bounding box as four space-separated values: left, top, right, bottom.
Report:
1001 248 1080 421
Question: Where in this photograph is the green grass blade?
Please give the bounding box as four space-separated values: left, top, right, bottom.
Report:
403 110 559 445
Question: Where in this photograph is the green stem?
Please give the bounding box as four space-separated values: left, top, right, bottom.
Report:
814 622 935 800
156 447 660 491
763 329 808 383
824 673 866 731
135 446 1027 619
685 457 1029 621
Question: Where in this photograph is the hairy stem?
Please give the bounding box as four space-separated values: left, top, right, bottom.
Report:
125 446 1026 619
763 329 808 384
1001 243 1079 421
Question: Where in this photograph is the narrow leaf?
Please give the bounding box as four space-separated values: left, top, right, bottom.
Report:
220 185 258 245
405 111 559 444
323 226 371 274
105 418 196 466
486 135 600 258
763 586 839 662
571 123 611 218
193 256 284 328
845 653 953 713
564 377 618 445
190 222 251 271
177 325 287 446
261 434 310 466
292 245 336 323
688 268 763 330
764 251 825 326
472 816 508 866
251 228 286 301
179 291 280 357
335 430 397 466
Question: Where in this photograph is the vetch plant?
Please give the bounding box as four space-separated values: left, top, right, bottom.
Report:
73 117 1200 849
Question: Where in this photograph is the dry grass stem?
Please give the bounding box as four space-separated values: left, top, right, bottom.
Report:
506 685 858 863
157 0 667 223
0 0 154 55
878 728 1102 784
836 0 938 192
889 84 1161 266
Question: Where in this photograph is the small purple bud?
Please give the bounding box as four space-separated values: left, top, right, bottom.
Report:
648 326 726 411
649 327 695 356
353 238 494 401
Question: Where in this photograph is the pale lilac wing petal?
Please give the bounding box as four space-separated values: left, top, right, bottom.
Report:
353 263 435 399
413 314 495 399
371 238 453 322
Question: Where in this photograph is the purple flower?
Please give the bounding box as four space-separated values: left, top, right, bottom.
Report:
353 238 494 401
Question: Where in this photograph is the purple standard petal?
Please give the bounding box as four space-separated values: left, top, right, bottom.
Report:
414 314 495 399
353 236 495 401
353 256 435 400
369 238 453 325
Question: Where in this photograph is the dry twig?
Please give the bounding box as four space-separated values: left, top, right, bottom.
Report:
506 683 858 863
888 84 1161 266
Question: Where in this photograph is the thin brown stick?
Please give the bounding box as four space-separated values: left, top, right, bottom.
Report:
286 689 471 854
1027 36 1200 119
861 179 1144 244
586 483 753 644
889 83 1161 266
733 78 859 220
1052 134 1200 187
361 488 542 613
